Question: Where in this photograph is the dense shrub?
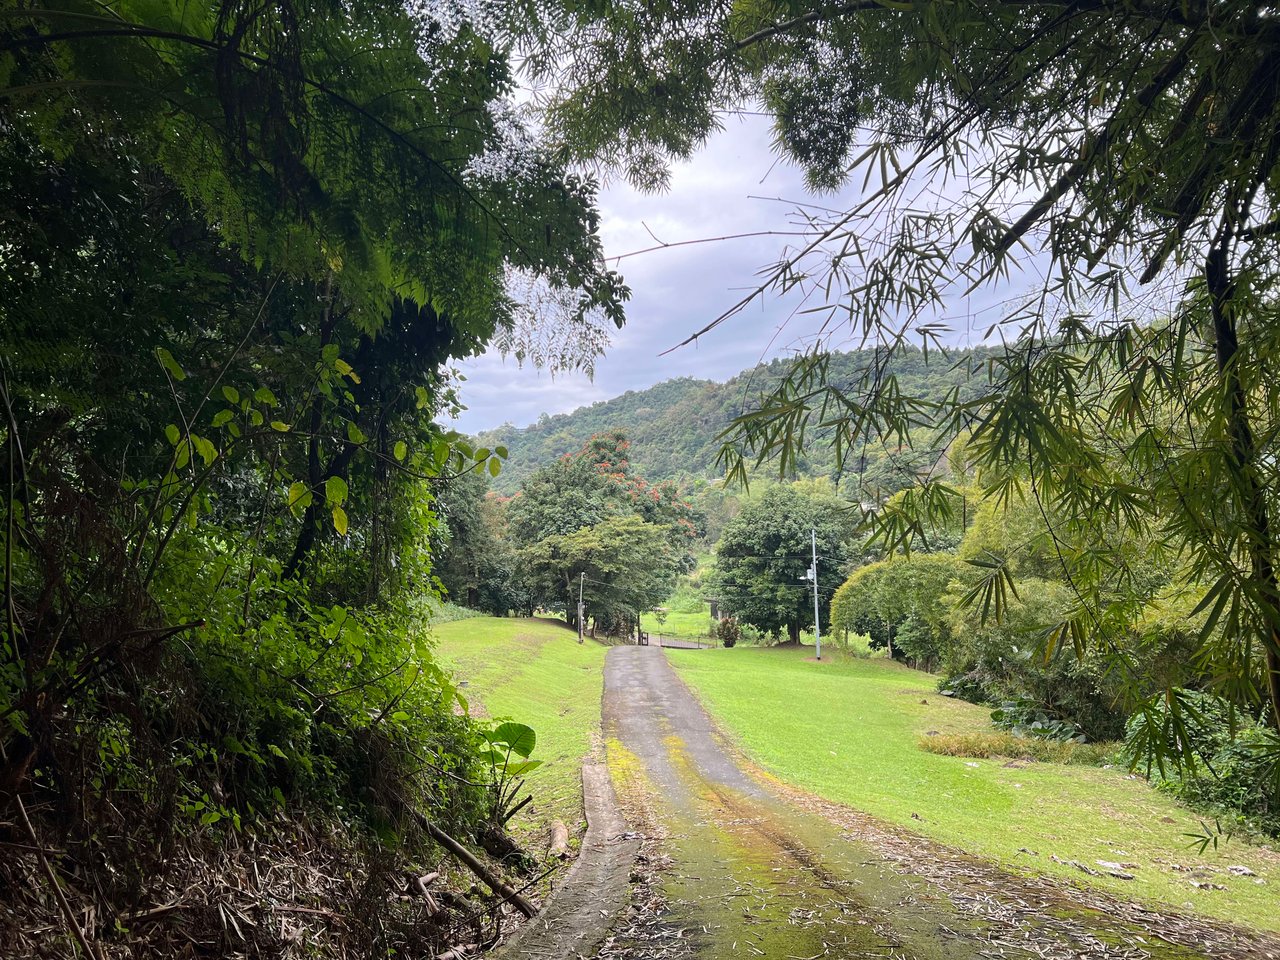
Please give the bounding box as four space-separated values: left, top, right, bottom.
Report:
991 697 1088 742
717 616 742 648
427 600 488 624
919 732 1116 765
942 579 1127 741
1126 691 1280 836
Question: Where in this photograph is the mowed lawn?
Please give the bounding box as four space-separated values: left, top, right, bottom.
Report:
668 646 1280 932
432 617 607 844
639 608 712 640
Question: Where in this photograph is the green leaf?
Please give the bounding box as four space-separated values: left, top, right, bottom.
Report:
164 423 181 445
490 721 536 758
331 505 349 536
211 409 234 428
503 759 543 776
325 475 349 506
286 481 311 513
191 434 218 466
221 385 240 404
488 456 501 477
156 347 186 381
335 358 361 383
393 440 408 461
253 387 277 406
270 420 290 432
346 421 367 444
495 445 508 458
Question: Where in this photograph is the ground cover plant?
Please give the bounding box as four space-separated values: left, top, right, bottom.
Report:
432 617 607 847
668 646 1280 932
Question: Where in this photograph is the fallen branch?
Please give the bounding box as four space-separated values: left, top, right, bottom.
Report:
14 789 104 960
414 814 537 918
548 820 570 860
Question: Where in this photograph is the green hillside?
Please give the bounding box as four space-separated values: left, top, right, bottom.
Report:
478 346 996 494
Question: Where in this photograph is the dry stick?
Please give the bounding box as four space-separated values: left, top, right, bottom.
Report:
413 814 537 918
444 861 562 937
6 756 104 960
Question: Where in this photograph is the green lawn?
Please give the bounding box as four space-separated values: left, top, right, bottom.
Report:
432 617 607 843
668 646 1280 932
639 607 712 640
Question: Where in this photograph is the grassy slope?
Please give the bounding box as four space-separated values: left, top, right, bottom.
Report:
668 646 1280 932
432 617 606 844
639 608 711 640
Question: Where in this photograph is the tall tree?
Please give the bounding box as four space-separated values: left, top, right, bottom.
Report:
508 431 697 629
713 483 851 643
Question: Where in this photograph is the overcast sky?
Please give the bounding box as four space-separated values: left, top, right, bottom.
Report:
448 114 1020 436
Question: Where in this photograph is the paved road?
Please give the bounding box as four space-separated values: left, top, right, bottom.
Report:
645 635 710 650
603 645 1000 959
600 645 1232 960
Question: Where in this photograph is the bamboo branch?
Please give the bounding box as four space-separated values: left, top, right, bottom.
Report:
413 813 537 919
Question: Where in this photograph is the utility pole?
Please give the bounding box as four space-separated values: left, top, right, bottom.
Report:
810 527 821 661
577 572 585 644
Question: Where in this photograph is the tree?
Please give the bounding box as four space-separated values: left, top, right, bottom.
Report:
507 432 697 629
712 483 851 643
830 553 963 668
521 515 679 637
0 2 629 943
528 1 1280 749
433 469 532 615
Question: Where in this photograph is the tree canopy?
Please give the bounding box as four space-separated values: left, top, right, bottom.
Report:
529 0 1280 748
507 431 698 633
712 482 852 643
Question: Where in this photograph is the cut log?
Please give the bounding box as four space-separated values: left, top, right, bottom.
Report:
548 821 570 860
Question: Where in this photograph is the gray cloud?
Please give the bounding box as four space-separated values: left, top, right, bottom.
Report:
448 114 1036 434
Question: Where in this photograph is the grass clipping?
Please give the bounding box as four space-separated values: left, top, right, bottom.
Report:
919 731 1116 765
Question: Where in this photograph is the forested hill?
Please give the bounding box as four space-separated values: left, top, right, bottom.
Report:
477 346 994 494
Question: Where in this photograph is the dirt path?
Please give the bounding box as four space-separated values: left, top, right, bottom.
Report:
598 645 1280 960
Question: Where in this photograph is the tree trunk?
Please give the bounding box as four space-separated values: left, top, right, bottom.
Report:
787 621 800 644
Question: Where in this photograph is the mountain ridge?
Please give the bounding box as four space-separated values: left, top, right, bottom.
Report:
475 347 995 494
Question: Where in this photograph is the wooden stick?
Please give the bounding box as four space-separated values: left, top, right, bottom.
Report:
14 792 104 960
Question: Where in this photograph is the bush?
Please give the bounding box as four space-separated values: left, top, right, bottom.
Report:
991 697 1087 742
1126 690 1280 836
938 671 988 703
427 600 487 624
716 616 742 648
919 732 1116 765
942 578 1127 741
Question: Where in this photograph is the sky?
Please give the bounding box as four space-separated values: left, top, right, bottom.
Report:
447 113 1022 435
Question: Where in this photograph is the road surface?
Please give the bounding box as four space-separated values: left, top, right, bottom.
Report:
596 645 1268 960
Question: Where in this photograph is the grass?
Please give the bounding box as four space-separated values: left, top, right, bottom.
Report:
431 617 607 844
668 645 1280 932
640 607 712 639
